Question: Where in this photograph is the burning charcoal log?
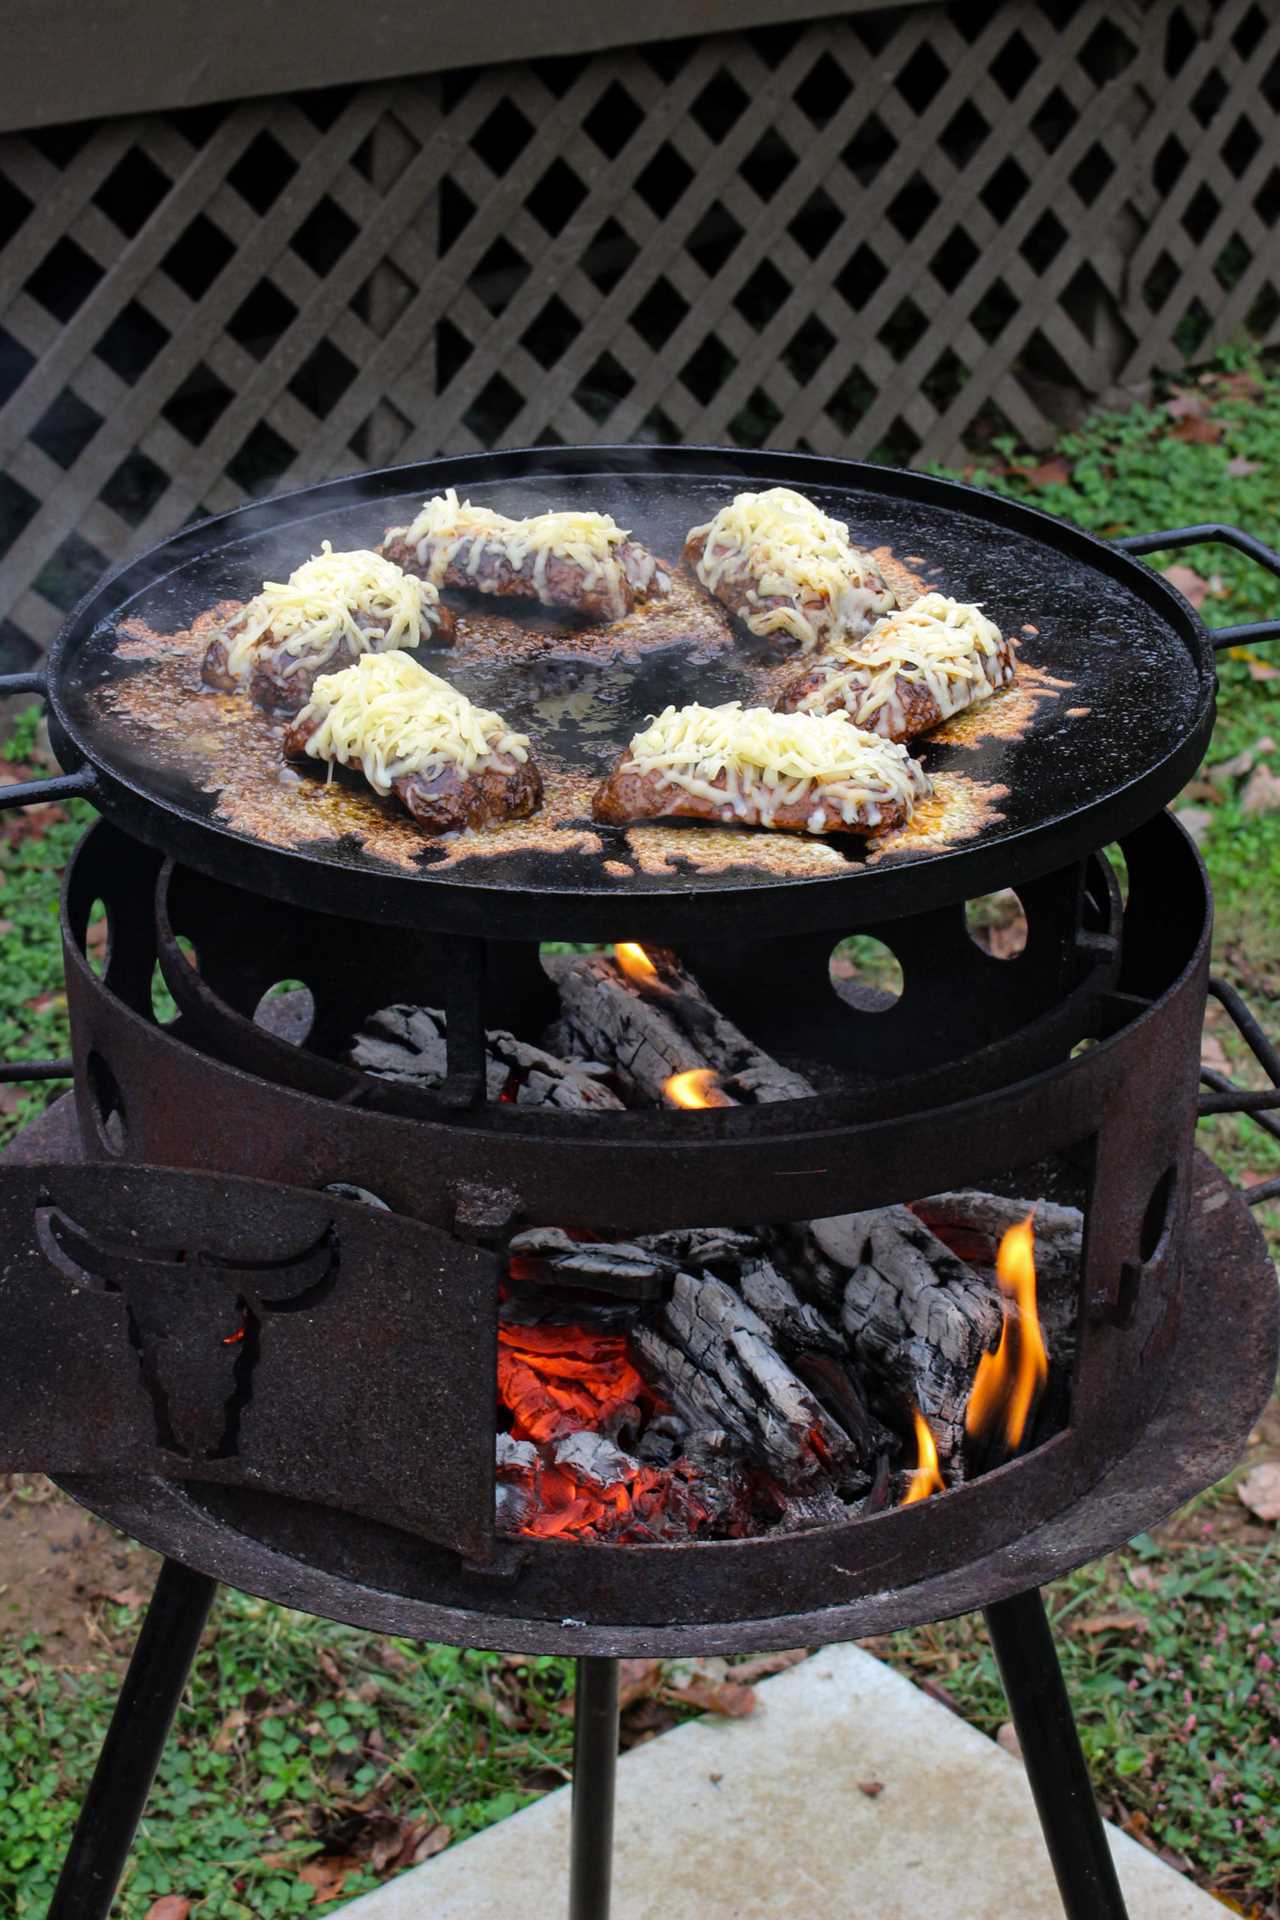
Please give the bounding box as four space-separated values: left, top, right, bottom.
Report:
818 1206 1002 1466
508 1227 672 1303
547 950 813 1106
352 1005 623 1110
641 1226 763 1267
635 1274 862 1491
911 1191 1083 1286
909 1190 1081 1361
736 1252 847 1358
495 1432 540 1533
774 1485 856 1531
553 1429 643 1488
634 1411 688 1466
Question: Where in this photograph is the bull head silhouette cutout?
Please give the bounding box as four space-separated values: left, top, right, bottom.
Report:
35 1204 340 1460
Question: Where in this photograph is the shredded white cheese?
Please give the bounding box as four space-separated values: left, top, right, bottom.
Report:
687 487 895 649
222 543 442 684
622 701 930 830
295 650 532 795
794 593 1012 734
386 488 654 608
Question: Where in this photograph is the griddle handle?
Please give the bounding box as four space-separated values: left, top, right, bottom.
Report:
0 664 99 806
0 666 48 698
0 767 98 809
1116 523 1280 650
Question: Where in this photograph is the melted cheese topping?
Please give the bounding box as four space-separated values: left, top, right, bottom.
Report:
795 593 1012 733
687 487 895 649
222 543 441 684
387 488 656 607
623 702 930 830
295 650 531 794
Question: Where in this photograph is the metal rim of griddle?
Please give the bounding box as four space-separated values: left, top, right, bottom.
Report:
26 443 1255 942
56 1152 1277 1656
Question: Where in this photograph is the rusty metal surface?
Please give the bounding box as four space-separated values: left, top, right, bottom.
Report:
55 1151 1276 1654
0 1161 499 1561
63 815 1208 1237
0 806 1211 1643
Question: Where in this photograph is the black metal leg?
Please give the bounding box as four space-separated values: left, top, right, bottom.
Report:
568 1655 620 1920
48 1558 218 1920
984 1587 1130 1920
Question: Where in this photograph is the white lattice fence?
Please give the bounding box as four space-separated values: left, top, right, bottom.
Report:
0 0 1276 666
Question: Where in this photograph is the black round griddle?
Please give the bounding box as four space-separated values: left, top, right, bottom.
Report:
6 447 1280 941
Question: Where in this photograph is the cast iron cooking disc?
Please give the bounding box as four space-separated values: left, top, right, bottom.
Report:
47 446 1215 941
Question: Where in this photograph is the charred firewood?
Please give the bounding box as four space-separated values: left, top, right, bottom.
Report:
352 1005 623 1110
911 1189 1082 1355
814 1206 1003 1467
633 1274 865 1492
507 1226 672 1308
546 950 813 1106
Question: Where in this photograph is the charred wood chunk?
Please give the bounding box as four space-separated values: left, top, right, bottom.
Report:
548 950 813 1106
352 1005 624 1110
637 1274 863 1491
910 1190 1082 1356
819 1206 1002 1466
507 1227 673 1305
910 1190 1082 1278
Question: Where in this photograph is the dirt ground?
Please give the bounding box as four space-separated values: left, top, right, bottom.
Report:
0 1474 159 1664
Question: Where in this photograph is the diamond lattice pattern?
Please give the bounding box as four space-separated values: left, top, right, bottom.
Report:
0 0 1276 664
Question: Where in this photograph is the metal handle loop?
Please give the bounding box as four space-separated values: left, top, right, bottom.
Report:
0 666 49 698
1116 523 1280 650
0 766 97 810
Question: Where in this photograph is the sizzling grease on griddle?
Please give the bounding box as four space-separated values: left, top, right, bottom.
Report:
100 540 1050 881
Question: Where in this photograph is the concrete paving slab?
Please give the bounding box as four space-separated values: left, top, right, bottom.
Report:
336 1642 1220 1920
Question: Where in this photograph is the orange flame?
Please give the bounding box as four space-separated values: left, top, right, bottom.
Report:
664 1068 734 1109
614 942 658 986
964 1213 1049 1453
903 1407 945 1504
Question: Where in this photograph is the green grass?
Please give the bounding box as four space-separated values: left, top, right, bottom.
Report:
0 1589 578 1917
876 1523 1280 1901
1 350 1280 1914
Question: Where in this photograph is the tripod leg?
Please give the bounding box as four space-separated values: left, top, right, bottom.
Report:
48 1558 218 1920
984 1587 1130 1920
568 1656 620 1920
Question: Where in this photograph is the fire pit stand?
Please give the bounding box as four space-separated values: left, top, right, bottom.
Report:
0 456 1276 1920
12 1133 1274 1920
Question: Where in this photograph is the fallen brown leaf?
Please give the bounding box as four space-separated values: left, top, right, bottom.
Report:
107 1585 147 1609
1207 738 1275 783
618 1658 665 1709
317 1648 343 1686
1023 456 1073 488
1241 764 1280 814
1172 415 1224 444
1076 1610 1147 1635
412 1824 452 1864
996 1722 1022 1757
1162 564 1213 609
1226 456 1262 477
673 1677 757 1718
1237 1461 1280 1523
144 1900 192 1920
299 1854 361 1903
1248 659 1280 682
1166 390 1209 419
212 1708 248 1754
857 1779 885 1797
1200 1035 1230 1074
729 1648 810 1684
